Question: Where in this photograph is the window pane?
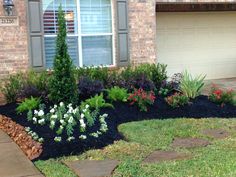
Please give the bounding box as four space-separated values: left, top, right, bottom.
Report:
45 36 79 68
43 0 78 34
80 0 112 34
82 36 113 66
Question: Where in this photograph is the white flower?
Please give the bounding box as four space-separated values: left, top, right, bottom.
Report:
54 105 57 109
68 116 74 124
81 113 85 119
59 125 64 130
50 108 55 113
38 119 45 125
60 119 65 124
90 132 99 138
34 110 38 115
38 138 44 143
67 136 75 142
79 119 86 128
85 104 89 109
59 102 64 107
67 103 72 108
50 121 55 126
25 127 31 132
79 135 87 140
38 110 44 117
103 114 108 118
54 137 62 142
33 117 37 122
64 114 68 118
51 114 57 119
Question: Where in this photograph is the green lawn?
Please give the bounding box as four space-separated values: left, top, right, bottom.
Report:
35 118 236 177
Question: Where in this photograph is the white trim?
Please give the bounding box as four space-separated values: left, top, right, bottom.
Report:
81 33 113 37
77 0 83 67
111 0 116 66
43 0 115 67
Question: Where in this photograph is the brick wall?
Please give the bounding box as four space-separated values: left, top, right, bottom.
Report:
0 1 29 79
128 0 157 65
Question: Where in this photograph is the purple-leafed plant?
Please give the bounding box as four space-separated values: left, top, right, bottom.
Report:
78 77 104 99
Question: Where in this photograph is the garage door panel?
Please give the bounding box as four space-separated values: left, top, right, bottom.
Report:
157 12 236 79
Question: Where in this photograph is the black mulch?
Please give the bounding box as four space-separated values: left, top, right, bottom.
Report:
0 95 235 160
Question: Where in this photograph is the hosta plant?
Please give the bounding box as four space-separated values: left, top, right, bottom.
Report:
209 85 236 106
27 102 109 142
128 88 156 112
165 93 189 108
179 70 206 99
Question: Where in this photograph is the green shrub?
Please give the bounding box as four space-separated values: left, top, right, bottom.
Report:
106 86 128 102
134 63 167 88
16 97 41 114
76 66 109 84
81 93 114 110
48 6 78 104
119 64 167 89
165 93 189 108
1 73 24 103
26 70 48 91
209 85 236 106
179 70 206 99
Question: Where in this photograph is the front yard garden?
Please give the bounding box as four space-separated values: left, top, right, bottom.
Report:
0 7 236 176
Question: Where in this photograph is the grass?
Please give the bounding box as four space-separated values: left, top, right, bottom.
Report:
35 118 236 177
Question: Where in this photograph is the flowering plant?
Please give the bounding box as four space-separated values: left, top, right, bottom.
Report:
128 88 156 112
27 102 109 142
165 93 189 108
209 85 236 106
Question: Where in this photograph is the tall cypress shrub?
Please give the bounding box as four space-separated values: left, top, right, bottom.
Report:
48 5 78 104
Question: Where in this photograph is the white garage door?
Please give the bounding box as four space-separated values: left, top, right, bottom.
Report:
156 12 236 79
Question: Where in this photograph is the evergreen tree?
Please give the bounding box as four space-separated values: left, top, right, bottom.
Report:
48 5 78 104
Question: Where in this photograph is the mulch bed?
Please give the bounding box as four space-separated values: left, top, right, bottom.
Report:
0 115 42 160
0 95 235 160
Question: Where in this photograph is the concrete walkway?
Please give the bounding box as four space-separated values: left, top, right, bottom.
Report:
202 78 236 95
0 130 44 177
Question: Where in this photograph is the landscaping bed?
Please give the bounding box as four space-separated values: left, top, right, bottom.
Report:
0 95 235 160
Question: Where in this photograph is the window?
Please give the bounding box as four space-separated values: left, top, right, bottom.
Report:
42 0 113 68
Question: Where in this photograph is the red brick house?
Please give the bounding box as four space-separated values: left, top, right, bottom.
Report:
0 0 236 79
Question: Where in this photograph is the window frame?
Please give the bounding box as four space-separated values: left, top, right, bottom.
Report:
42 0 116 68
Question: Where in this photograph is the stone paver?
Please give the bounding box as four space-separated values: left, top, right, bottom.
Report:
202 78 236 95
64 160 119 177
201 129 230 139
171 138 210 148
143 151 191 164
0 130 44 177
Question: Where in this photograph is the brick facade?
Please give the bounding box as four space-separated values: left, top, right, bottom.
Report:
128 0 157 65
0 1 29 79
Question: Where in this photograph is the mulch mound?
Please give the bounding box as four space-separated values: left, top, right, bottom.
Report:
201 129 230 139
143 151 191 163
0 115 42 160
0 95 235 160
171 138 210 148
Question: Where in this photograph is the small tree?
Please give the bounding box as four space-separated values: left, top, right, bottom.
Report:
48 5 78 104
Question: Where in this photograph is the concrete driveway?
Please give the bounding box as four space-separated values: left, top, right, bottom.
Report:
202 78 236 95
